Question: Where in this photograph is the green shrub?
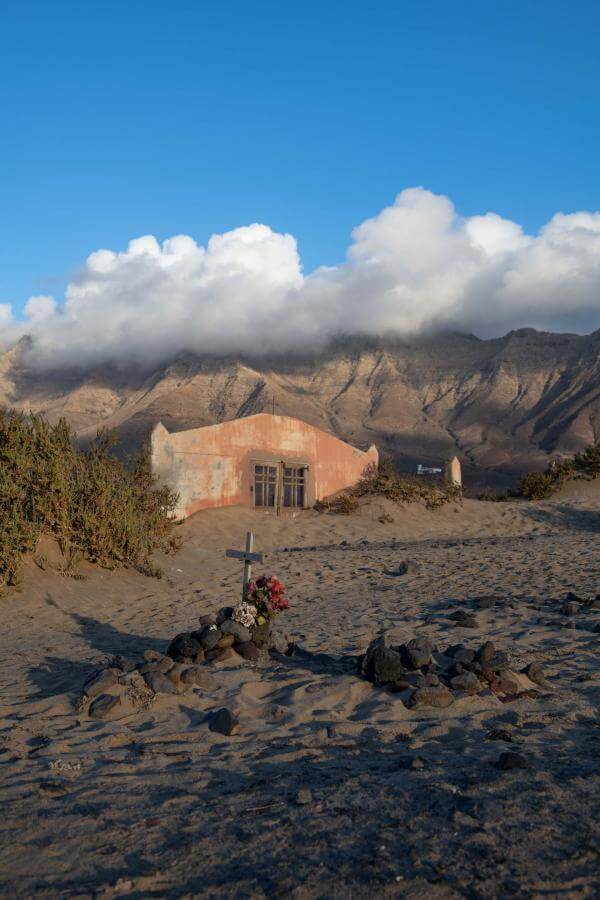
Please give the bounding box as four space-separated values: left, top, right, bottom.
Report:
477 489 514 502
316 457 460 514
489 439 600 503
0 411 181 592
315 493 359 514
517 471 556 500
573 442 600 477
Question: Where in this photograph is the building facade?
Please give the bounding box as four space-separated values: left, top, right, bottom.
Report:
151 413 378 519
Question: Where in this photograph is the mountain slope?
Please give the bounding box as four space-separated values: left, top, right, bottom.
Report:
1 329 599 487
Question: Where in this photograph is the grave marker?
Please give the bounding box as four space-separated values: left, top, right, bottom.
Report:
226 531 263 598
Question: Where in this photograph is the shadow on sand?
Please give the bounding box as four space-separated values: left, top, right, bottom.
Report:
521 503 600 534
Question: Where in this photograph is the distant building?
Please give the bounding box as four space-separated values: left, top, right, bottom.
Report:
445 455 462 488
416 463 442 475
151 413 378 519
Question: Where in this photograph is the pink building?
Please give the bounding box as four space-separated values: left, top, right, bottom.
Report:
151 413 378 519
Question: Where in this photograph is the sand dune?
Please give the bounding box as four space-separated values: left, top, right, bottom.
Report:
0 488 599 897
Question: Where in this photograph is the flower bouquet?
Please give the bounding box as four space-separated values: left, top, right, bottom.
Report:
229 574 290 648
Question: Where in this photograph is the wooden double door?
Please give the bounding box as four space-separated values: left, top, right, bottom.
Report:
253 461 307 510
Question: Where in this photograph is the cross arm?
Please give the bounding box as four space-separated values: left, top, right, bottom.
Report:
226 549 264 563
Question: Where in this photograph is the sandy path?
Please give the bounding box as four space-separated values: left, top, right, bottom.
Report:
0 489 598 898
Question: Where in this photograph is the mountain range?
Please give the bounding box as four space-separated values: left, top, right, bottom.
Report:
2 328 599 490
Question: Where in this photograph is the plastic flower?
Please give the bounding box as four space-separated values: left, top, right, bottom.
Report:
245 574 291 619
232 601 258 628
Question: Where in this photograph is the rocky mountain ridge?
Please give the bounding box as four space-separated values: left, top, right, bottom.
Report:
2 329 599 489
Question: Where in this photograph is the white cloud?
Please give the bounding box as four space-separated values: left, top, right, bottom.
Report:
2 188 600 368
24 295 57 322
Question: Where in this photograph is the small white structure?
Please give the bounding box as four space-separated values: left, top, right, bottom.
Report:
416 463 442 475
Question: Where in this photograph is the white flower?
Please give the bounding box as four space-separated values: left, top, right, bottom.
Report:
232 601 257 628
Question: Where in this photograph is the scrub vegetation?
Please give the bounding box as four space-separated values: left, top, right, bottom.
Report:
315 458 461 514
0 411 181 592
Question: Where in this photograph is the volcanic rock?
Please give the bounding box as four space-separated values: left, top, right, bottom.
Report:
167 633 203 661
520 661 546 685
83 669 120 699
251 622 272 648
193 625 221 651
216 633 235 650
496 751 530 771
400 637 434 669
220 620 251 643
406 685 454 709
88 693 124 720
362 637 406 685
209 707 238 736
144 671 182 695
476 641 496 664
450 671 482 694
453 648 476 665
450 610 479 628
216 607 235 625
235 641 260 661
385 560 420 576
180 666 214 688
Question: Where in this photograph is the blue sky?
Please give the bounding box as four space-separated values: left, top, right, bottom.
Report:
1 0 599 321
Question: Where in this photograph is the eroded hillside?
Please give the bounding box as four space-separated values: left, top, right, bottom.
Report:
1 329 599 487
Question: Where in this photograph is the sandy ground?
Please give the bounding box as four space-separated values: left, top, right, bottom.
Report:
0 485 599 899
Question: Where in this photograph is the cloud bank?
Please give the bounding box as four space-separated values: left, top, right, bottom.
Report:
3 188 600 369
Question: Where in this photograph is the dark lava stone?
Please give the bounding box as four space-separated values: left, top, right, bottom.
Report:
192 625 221 651
450 610 479 628
485 728 514 742
209 707 238 736
406 685 454 709
216 606 235 625
400 637 434 669
167 633 203 661
397 560 420 575
216 633 235 650
235 641 260 661
520 661 546 685
454 648 476 665
495 751 530 771
251 622 272 648
373 647 406 685
473 596 496 609
476 641 495 664
220 619 251 643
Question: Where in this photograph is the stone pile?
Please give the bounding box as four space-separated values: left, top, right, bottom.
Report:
166 604 279 665
359 634 543 708
80 606 288 720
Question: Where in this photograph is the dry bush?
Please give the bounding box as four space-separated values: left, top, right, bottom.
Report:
477 489 512 502
518 441 600 500
314 493 359 515
479 439 600 502
0 411 180 592
316 458 460 515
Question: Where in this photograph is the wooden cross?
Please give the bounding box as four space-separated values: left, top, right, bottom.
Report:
226 531 263 598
